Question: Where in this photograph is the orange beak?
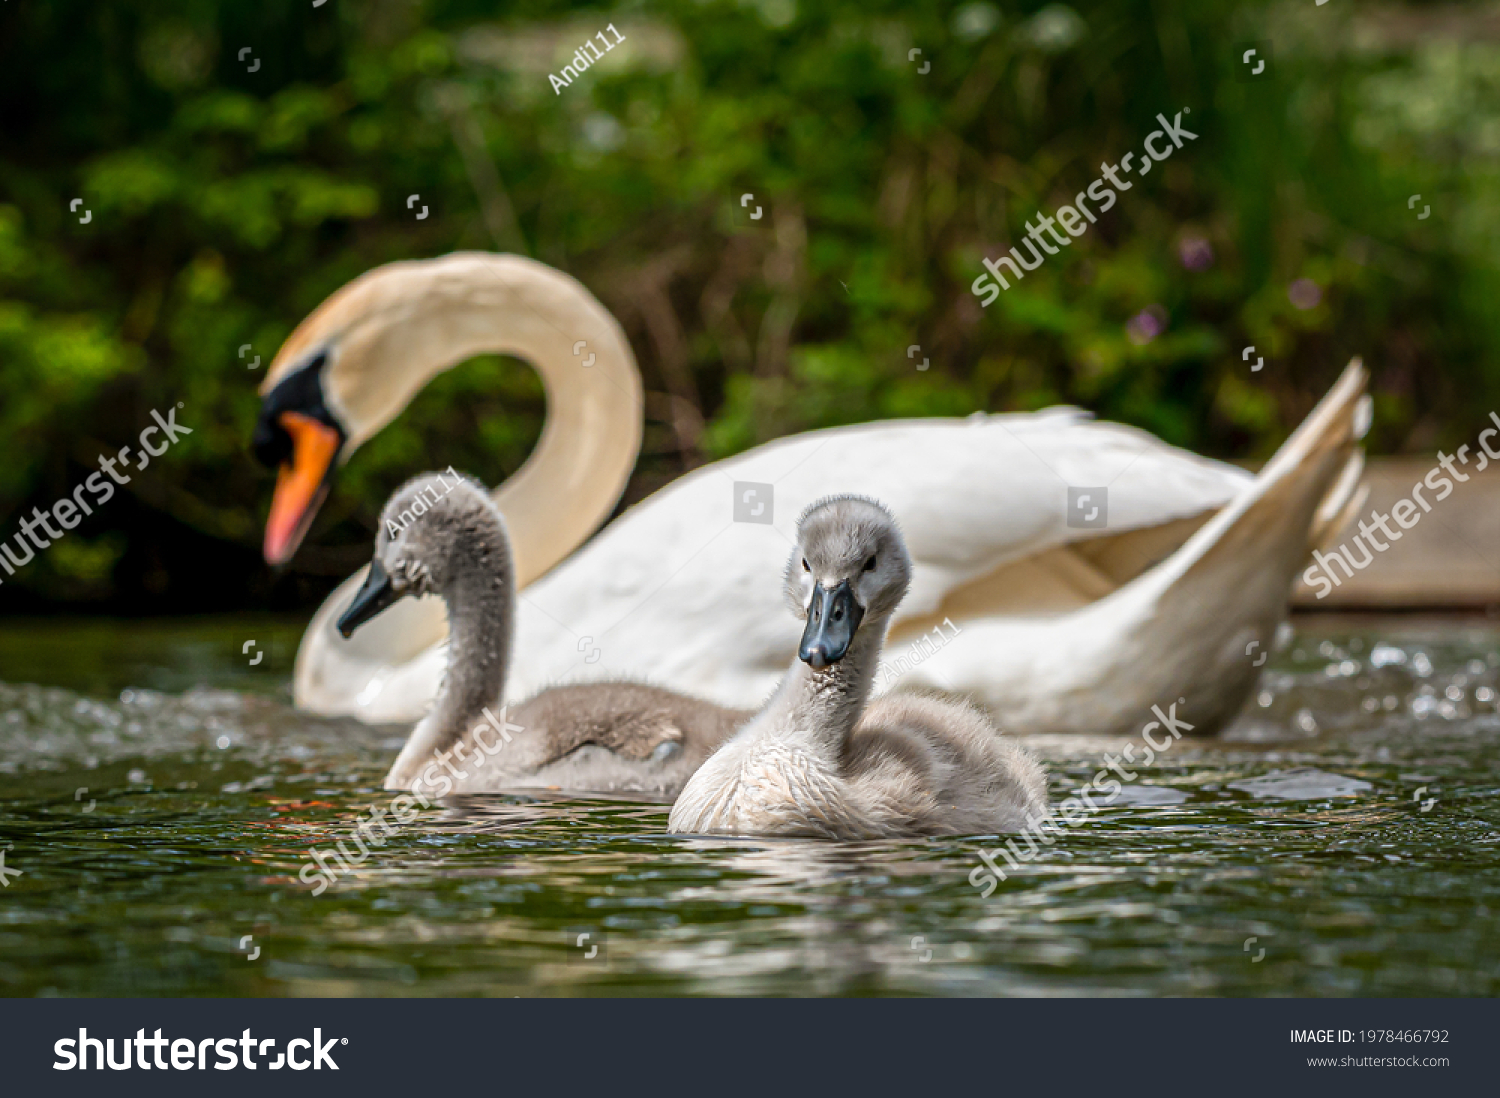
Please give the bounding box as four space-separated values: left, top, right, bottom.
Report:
264 411 342 566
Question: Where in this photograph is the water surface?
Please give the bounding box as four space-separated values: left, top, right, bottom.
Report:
0 615 1496 996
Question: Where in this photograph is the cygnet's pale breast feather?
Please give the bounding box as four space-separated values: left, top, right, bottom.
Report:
669 496 1048 839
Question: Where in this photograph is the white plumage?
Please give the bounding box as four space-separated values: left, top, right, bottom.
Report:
261 253 1367 739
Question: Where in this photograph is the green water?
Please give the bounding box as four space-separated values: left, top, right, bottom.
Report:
0 615 1496 996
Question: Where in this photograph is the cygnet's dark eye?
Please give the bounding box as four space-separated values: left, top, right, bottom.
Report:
802 558 810 572
864 555 878 572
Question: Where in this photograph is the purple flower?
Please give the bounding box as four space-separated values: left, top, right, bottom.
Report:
1126 305 1169 346
1177 234 1214 271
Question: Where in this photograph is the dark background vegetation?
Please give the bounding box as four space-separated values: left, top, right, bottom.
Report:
0 0 1495 614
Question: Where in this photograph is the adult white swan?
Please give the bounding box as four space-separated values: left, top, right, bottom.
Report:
255 252 1368 738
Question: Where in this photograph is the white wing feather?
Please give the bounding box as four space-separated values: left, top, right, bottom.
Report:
322 412 1247 719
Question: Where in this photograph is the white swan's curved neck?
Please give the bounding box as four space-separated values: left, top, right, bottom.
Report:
327 253 643 587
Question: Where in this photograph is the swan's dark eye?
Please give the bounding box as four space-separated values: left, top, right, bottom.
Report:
864 555 877 572
802 558 810 572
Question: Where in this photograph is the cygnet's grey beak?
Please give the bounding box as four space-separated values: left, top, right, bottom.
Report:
337 559 401 638
799 580 863 669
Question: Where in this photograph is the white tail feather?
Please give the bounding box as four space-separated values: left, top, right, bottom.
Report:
935 359 1372 737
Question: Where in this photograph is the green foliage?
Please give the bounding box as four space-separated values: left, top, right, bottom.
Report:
0 0 1494 607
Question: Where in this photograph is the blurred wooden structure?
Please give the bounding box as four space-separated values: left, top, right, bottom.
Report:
1291 458 1500 609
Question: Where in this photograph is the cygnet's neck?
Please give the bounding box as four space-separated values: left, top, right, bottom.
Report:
757 612 889 762
384 522 513 789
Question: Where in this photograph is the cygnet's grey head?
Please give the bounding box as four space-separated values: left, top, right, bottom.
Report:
337 471 504 638
785 495 912 669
